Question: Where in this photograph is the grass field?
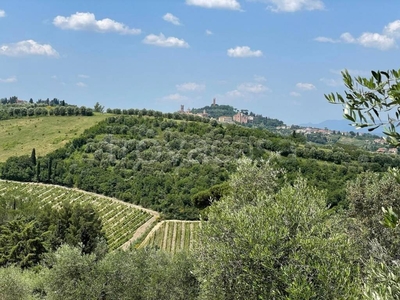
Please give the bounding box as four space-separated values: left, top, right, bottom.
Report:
0 114 111 162
0 180 159 250
139 220 201 253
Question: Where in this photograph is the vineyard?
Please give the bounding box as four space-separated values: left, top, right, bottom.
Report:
139 220 201 253
0 180 159 250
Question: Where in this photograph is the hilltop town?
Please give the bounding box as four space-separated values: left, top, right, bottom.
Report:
181 99 396 154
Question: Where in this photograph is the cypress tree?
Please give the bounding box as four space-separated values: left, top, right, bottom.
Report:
30 148 36 166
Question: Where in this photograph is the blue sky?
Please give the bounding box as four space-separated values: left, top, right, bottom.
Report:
1 0 400 124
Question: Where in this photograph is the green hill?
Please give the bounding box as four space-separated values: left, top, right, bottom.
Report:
2 109 400 220
0 114 111 162
191 103 285 128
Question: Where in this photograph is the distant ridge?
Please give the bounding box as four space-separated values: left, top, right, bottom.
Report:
300 119 383 136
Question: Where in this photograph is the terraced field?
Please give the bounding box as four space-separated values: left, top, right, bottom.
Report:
139 220 201 253
0 180 159 250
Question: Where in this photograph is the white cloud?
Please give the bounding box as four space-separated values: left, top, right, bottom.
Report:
78 74 89 78
0 76 17 83
162 93 188 101
163 13 181 26
254 75 267 82
226 89 244 97
315 20 400 51
320 77 341 87
227 46 263 57
51 75 57 79
356 32 395 50
53 12 141 35
205 29 213 35
290 91 301 97
263 0 324 12
176 82 205 91
238 82 268 93
76 82 87 87
384 20 400 38
296 82 316 90
340 32 355 43
0 10 5 17
143 33 189 48
314 36 339 43
0 40 59 57
186 0 241 10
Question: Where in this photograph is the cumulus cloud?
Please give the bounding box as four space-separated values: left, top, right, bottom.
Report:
186 0 241 10
296 82 316 90
176 82 205 91
384 20 400 38
162 93 188 101
0 76 17 83
76 82 87 87
163 13 181 25
0 40 59 57
0 10 5 17
205 29 213 35
143 33 189 48
315 20 400 50
78 74 89 78
53 12 141 35
227 46 263 57
262 0 324 12
238 82 268 93
290 91 301 97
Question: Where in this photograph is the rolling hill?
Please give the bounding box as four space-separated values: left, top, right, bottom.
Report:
0 114 112 162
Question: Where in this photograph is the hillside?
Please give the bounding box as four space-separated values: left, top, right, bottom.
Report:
2 110 400 220
0 114 111 162
0 180 158 250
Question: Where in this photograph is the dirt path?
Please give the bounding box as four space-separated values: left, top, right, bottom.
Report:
120 215 158 250
171 221 177 253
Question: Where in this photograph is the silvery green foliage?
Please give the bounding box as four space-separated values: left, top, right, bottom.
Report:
195 158 362 299
363 241 400 300
325 69 400 146
228 156 283 207
346 171 400 259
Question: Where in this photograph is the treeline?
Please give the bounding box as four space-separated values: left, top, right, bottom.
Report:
0 103 94 121
0 96 66 105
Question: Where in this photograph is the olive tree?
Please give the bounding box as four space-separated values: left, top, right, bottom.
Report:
325 69 400 146
195 157 363 299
